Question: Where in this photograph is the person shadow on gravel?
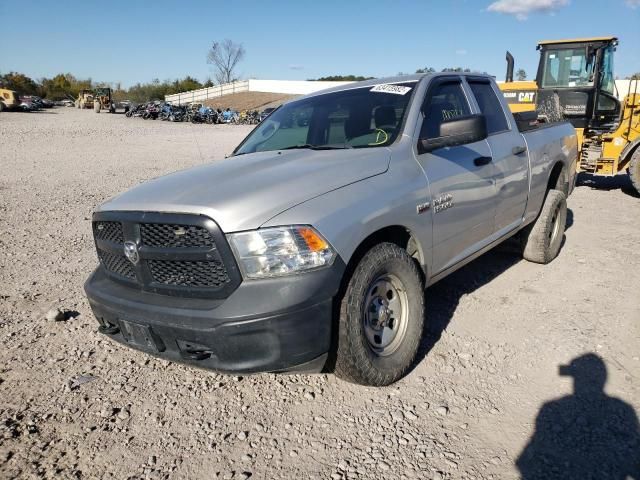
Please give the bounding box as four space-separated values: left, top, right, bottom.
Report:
516 353 640 480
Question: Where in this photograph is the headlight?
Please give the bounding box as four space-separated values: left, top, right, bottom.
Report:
227 226 336 279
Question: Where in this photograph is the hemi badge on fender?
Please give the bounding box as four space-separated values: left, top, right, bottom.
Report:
416 202 430 214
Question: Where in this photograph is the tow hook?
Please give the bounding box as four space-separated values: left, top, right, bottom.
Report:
98 322 119 335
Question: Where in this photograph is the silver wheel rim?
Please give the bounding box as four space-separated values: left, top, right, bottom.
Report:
549 202 562 246
363 273 409 356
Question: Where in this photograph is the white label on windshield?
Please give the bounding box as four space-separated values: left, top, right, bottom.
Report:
370 84 412 95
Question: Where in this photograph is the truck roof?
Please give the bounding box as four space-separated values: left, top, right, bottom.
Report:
537 36 617 46
303 72 494 98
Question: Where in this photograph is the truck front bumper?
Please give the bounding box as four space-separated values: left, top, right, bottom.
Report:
84 259 345 374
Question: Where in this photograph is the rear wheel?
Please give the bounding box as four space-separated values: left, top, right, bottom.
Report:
335 242 425 386
521 190 567 264
628 148 640 195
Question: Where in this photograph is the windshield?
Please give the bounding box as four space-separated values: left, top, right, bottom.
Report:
600 45 615 96
234 82 416 154
541 48 594 88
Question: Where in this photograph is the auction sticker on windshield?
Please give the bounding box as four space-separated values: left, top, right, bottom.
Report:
370 84 412 95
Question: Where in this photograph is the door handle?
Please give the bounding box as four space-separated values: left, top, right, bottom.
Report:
473 156 492 166
512 145 527 155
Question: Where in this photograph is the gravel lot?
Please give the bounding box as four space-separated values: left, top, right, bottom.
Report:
1 108 639 479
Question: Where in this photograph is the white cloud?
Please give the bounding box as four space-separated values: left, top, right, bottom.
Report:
288 64 304 71
456 49 468 55
626 0 640 8
487 0 570 20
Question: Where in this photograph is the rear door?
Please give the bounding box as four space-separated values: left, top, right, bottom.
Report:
467 77 529 233
414 77 497 274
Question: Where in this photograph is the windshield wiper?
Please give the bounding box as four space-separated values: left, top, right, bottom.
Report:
281 144 352 151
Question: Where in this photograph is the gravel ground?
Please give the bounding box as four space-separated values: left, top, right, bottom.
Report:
1 108 639 479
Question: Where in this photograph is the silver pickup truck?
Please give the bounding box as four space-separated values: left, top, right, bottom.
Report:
85 73 577 386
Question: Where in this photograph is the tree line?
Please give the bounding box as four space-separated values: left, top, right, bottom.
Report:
0 71 214 103
5 62 636 104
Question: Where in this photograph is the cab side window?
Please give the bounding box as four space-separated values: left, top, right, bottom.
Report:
468 81 509 134
420 81 471 139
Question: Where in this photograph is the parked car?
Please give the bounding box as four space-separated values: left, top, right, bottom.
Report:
56 99 75 107
85 73 577 386
38 97 55 108
19 96 39 111
259 107 276 122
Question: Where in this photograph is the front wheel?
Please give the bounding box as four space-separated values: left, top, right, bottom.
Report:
335 242 424 386
521 189 567 264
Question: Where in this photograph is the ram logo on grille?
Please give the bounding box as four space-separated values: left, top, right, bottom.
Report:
123 241 139 265
174 227 187 236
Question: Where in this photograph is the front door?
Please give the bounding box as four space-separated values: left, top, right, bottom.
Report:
415 78 497 275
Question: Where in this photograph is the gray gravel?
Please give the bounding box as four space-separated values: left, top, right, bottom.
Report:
1 108 639 479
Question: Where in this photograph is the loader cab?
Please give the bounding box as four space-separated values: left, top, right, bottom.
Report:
535 37 620 131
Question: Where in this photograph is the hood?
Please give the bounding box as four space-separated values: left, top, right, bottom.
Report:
98 148 390 232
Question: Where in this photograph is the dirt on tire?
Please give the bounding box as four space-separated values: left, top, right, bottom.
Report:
335 242 425 386
522 189 567 264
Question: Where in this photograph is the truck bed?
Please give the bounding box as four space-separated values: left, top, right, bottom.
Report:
520 120 578 222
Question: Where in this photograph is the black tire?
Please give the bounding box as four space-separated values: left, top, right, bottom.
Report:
521 190 567 264
628 148 640 196
335 242 425 386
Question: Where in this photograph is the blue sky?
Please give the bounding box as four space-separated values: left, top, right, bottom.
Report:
1 0 638 87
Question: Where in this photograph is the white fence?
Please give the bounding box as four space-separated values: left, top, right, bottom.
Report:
165 80 250 105
164 79 355 105
248 79 353 95
615 79 638 100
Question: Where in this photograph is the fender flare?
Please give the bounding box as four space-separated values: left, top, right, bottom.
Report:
620 137 640 165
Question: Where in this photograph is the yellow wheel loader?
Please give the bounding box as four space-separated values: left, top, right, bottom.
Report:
0 88 20 112
93 87 115 113
76 89 94 109
500 37 640 194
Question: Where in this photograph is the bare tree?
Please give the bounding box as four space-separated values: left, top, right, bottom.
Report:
516 68 527 81
207 39 246 84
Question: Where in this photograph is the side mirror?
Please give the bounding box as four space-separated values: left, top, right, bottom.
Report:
419 114 488 153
